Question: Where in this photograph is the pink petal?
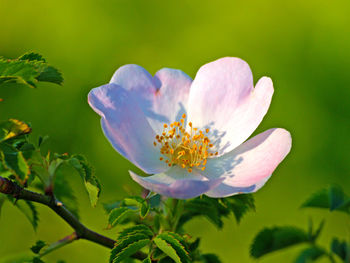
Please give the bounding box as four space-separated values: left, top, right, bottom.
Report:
88 84 167 174
129 166 224 199
203 128 292 197
110 65 192 134
187 57 273 156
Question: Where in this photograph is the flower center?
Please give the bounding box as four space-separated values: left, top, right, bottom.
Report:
153 114 218 173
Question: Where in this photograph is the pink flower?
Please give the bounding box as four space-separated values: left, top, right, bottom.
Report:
88 57 292 199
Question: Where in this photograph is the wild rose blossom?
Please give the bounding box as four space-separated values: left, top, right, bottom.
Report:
88 57 292 199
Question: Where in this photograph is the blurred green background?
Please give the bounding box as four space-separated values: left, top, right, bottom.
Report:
1 0 350 262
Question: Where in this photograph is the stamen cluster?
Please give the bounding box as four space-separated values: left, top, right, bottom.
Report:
153 114 218 172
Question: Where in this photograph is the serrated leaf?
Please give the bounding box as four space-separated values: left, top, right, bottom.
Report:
0 53 63 89
140 202 150 218
118 225 154 240
0 119 31 142
181 198 223 229
200 254 222 263
154 237 182 263
19 52 46 62
0 143 30 183
31 240 47 254
10 198 39 230
108 207 135 228
222 194 255 223
67 154 101 207
110 234 150 263
295 246 326 263
155 233 190 263
36 65 63 85
54 173 79 218
250 226 310 258
301 186 350 214
331 238 350 261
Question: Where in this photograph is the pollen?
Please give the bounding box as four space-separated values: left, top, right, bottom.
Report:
155 115 215 172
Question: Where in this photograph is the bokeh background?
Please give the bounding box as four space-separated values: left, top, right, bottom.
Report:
1 0 350 262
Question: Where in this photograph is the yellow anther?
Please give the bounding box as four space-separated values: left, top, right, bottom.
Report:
154 119 216 172
188 168 192 173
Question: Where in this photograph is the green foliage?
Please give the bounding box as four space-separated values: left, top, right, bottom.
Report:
200 254 222 263
108 207 136 228
178 194 255 230
154 232 191 263
331 238 350 262
0 52 63 89
110 229 151 263
294 246 326 263
66 154 101 207
0 119 32 143
8 198 39 230
31 240 47 254
250 226 310 258
301 185 350 214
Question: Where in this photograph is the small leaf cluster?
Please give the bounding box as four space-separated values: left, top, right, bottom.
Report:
105 193 256 262
0 52 63 90
0 53 100 230
250 185 350 262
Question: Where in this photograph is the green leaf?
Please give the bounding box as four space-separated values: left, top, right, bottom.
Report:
0 143 30 183
250 226 310 258
0 119 32 142
200 254 222 263
10 198 39 230
118 225 154 240
295 246 326 263
307 219 325 242
181 197 223 229
0 53 63 89
110 233 150 263
108 207 135 228
221 194 255 223
67 154 101 207
140 202 150 218
30 240 47 254
155 232 191 263
142 257 152 263
154 237 182 263
331 238 350 261
301 185 350 214
54 174 79 218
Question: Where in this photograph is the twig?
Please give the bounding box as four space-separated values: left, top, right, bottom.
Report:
0 176 147 260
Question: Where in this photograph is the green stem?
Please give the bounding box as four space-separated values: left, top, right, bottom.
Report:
40 232 78 257
0 176 147 261
171 199 184 232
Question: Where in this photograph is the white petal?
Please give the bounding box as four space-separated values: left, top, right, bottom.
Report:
88 84 167 174
110 65 192 134
203 128 292 197
129 166 224 199
187 57 273 155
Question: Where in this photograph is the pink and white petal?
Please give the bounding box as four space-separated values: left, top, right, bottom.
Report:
88 83 168 174
150 68 192 134
110 65 192 134
187 57 273 155
202 128 291 197
205 176 270 198
129 166 224 199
